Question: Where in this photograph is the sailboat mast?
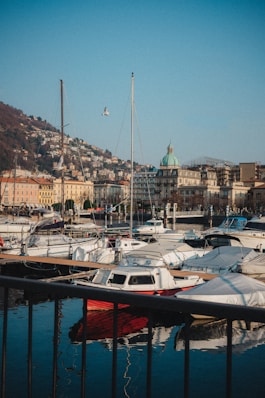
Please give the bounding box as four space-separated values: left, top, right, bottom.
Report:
60 79 65 219
130 72 134 237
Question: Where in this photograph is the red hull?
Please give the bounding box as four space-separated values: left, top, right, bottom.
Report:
86 286 194 311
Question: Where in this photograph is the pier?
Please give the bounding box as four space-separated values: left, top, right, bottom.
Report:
0 252 217 281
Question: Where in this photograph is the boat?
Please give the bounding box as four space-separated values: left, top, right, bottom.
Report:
184 215 248 249
244 215 265 231
0 216 36 239
198 215 265 252
72 235 149 264
120 239 210 269
73 264 205 310
175 273 265 318
235 252 265 278
202 215 248 235
64 221 102 235
185 232 244 249
4 233 109 259
181 246 260 274
132 218 172 236
225 214 265 250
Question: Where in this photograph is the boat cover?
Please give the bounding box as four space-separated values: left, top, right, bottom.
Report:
181 246 259 273
176 273 265 307
236 253 265 275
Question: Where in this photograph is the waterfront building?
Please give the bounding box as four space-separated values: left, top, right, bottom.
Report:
155 143 219 210
53 178 94 210
32 177 54 207
153 143 258 212
249 182 265 213
133 170 157 209
0 176 40 208
93 181 129 208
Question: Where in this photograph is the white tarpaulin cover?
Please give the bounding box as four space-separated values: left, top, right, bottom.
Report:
236 253 265 275
181 246 259 274
176 273 265 307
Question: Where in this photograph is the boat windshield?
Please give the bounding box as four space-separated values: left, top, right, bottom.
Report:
220 217 247 230
128 275 155 285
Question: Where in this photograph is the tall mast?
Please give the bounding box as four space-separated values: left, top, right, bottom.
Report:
130 72 134 237
60 79 65 219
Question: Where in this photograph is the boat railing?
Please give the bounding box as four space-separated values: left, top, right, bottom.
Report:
1 275 265 398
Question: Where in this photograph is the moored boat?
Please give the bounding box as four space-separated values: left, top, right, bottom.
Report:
132 218 171 236
72 264 205 310
175 273 265 319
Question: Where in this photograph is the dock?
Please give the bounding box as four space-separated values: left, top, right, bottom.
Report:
0 253 217 281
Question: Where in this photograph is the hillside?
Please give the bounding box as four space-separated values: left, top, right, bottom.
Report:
0 102 148 180
0 102 59 173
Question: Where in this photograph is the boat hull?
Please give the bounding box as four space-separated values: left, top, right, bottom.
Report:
86 286 194 311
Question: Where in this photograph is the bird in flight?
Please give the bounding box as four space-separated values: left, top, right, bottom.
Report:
102 106 110 116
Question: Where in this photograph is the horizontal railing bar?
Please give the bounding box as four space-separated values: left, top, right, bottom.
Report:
1 275 265 323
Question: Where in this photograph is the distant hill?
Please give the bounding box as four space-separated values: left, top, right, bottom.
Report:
0 102 151 180
0 102 59 173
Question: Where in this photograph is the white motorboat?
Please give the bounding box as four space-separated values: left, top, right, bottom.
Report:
73 264 205 310
64 221 102 234
120 240 210 269
4 233 109 259
175 273 265 310
72 236 149 264
235 252 265 278
132 218 172 236
202 215 248 235
0 216 35 239
244 215 265 231
181 246 260 274
198 215 265 252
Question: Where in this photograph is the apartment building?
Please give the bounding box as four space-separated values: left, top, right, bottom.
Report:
0 177 39 207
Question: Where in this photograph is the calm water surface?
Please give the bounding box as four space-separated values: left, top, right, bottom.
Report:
1 293 265 398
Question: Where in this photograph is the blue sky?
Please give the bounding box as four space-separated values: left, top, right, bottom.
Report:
1 0 265 168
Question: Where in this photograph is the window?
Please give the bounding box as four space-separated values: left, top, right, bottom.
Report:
110 274 126 285
128 275 155 285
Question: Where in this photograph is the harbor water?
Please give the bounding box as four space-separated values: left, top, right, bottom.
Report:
1 219 265 397
1 292 265 398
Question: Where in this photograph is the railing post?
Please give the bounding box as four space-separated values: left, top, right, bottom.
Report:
184 315 191 398
226 319 233 398
81 298 87 398
1 287 8 398
146 311 153 398
52 297 60 398
112 303 118 398
27 296 33 398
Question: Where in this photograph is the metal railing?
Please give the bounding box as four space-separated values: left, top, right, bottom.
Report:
1 275 265 398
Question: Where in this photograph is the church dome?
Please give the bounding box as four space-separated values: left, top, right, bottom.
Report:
160 143 179 167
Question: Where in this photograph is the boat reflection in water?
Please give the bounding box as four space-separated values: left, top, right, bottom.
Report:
175 318 265 353
69 308 183 348
69 308 183 397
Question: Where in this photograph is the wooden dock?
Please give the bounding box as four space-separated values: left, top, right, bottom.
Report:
0 253 217 281
0 253 115 269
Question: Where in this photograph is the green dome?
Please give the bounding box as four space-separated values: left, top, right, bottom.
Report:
161 144 179 167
